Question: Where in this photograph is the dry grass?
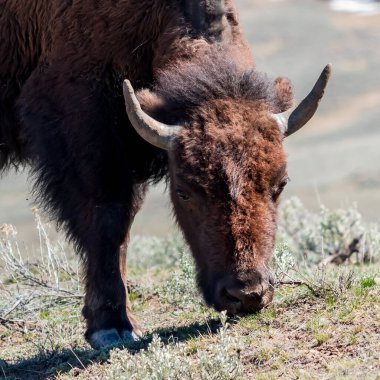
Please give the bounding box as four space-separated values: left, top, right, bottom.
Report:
0 200 379 380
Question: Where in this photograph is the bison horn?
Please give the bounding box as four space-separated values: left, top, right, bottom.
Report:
272 64 332 137
123 80 182 150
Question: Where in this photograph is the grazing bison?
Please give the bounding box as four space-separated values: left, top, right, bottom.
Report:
0 0 331 348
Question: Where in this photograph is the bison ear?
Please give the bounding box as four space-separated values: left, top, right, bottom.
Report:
273 77 294 113
135 89 165 117
135 88 182 126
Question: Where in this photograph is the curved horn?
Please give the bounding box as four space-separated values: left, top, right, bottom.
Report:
272 64 332 137
123 80 182 150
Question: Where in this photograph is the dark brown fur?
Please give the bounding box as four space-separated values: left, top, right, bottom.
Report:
0 0 294 344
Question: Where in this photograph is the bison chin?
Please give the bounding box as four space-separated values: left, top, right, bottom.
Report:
197 269 275 316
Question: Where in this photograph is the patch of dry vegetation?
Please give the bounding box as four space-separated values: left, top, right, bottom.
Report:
0 199 379 379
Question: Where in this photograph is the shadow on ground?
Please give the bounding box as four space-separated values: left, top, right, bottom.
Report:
0 318 222 380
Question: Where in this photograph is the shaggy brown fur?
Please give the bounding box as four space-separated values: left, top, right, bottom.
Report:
165 94 289 313
1 0 295 347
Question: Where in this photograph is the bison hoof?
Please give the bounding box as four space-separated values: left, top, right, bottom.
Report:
88 328 121 349
88 328 142 349
122 329 142 341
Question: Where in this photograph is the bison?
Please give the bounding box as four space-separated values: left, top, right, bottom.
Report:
0 0 331 348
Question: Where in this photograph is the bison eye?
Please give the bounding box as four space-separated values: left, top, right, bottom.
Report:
271 177 290 201
176 188 190 201
280 177 290 189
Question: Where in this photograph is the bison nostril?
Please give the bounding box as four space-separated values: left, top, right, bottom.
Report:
222 287 247 304
221 287 242 304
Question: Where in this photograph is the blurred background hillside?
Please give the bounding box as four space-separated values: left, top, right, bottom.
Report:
0 0 379 247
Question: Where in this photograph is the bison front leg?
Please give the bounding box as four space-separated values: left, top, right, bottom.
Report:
82 191 146 349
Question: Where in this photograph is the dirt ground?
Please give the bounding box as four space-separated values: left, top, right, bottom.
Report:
1 0 380 243
1 258 379 379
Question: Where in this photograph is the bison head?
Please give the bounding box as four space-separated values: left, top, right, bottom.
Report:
123 61 331 315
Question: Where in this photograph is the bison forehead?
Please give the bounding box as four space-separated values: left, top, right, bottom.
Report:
174 105 286 198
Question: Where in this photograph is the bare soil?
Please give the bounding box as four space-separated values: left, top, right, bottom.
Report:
0 268 379 379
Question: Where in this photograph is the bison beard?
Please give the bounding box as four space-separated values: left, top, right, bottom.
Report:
0 0 330 348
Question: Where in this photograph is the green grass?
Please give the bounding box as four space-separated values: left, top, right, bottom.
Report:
1 199 380 379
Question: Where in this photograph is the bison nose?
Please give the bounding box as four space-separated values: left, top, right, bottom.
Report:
221 286 262 314
225 286 262 305
216 275 274 316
